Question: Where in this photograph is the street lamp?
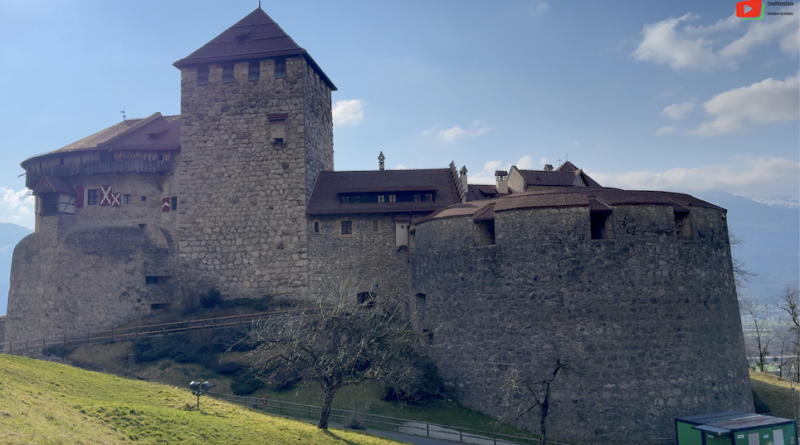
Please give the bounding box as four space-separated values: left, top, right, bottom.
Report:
189 380 211 410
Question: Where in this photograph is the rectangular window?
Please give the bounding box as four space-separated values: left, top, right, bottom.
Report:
145 276 160 284
274 57 286 78
197 65 209 85
341 220 352 235
591 211 613 240
171 197 178 211
373 221 378 231
314 222 319 233
389 194 396 203
248 60 260 81
414 194 421 202
122 194 130 205
378 195 385 203
223 64 234 83
473 220 496 246
87 189 99 206
425 193 434 202
675 211 691 240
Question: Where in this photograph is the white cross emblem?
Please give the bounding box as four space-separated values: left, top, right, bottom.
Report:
110 192 121 207
100 185 113 206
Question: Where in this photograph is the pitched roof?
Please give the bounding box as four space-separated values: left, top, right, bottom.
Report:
21 113 180 168
517 168 601 188
307 169 462 215
33 176 75 195
556 161 579 172
467 184 500 201
173 8 336 90
415 187 723 225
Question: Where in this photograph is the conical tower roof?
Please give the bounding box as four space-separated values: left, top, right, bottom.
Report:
174 7 335 89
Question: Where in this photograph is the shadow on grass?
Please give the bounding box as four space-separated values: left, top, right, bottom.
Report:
321 429 363 445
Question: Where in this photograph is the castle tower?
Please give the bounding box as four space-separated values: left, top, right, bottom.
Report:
174 7 335 298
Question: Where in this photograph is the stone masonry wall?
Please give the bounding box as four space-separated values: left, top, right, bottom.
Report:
410 205 752 445
178 56 332 299
6 170 179 345
308 214 410 302
302 63 334 201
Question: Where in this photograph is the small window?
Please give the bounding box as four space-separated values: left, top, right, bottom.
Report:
389 194 396 203
373 221 378 231
236 35 247 45
141 196 147 202
273 138 284 144
591 211 613 240
59 158 64 166
150 303 173 311
675 211 692 240
197 65 209 85
414 293 427 328
473 220 496 246
274 57 286 78
145 276 160 284
414 194 421 202
425 193 434 202
122 194 130 205
223 64 234 83
87 189 99 206
378 195 385 203
171 197 178 211
158 154 164 161
248 60 260 81
341 220 352 235
314 222 319 233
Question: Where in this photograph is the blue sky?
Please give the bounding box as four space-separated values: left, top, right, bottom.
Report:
0 0 797 229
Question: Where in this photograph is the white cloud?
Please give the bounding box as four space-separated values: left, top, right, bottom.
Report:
655 87 682 98
692 73 799 136
332 99 364 126
588 156 800 198
535 3 549 14
661 102 695 120
540 157 548 167
0 188 34 229
516 155 534 170
657 126 679 135
429 121 494 143
394 164 408 170
632 5 799 70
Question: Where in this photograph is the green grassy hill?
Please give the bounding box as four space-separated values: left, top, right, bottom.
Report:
750 370 800 421
0 354 406 444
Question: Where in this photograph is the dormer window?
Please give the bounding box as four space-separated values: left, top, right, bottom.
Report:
248 60 260 82
236 33 248 45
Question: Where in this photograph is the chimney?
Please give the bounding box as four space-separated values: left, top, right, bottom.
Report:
459 166 468 203
378 152 385 171
544 164 554 172
495 170 509 194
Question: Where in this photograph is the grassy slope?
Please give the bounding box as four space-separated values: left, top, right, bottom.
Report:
750 370 800 421
0 354 406 445
64 341 536 439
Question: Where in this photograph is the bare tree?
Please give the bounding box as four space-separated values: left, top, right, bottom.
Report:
248 279 426 429
739 293 776 372
730 233 757 289
503 357 571 445
777 283 800 381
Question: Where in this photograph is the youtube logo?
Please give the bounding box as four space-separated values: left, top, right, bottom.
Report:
736 0 764 19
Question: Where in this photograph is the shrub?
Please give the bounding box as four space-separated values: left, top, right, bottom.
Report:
200 288 222 309
382 357 446 404
216 362 244 375
230 375 265 396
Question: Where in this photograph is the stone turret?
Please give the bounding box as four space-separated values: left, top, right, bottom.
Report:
174 7 336 298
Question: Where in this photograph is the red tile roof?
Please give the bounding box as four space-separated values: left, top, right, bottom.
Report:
415 187 724 225
173 8 336 90
307 169 462 215
21 113 180 168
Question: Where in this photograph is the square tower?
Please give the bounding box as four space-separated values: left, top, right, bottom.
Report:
174 7 335 298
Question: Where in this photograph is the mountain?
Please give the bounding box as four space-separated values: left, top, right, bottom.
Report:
699 191 800 300
0 223 33 315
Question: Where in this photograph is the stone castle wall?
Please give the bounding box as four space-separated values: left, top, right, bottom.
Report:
177 56 332 299
6 171 179 344
308 214 414 302
410 205 752 445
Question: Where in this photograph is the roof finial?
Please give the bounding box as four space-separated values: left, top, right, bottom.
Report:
257 0 262 9
120 110 126 121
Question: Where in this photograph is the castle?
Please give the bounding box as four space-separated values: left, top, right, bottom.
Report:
5 7 753 444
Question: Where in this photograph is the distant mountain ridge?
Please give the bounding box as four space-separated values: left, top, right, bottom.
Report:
750 196 800 210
